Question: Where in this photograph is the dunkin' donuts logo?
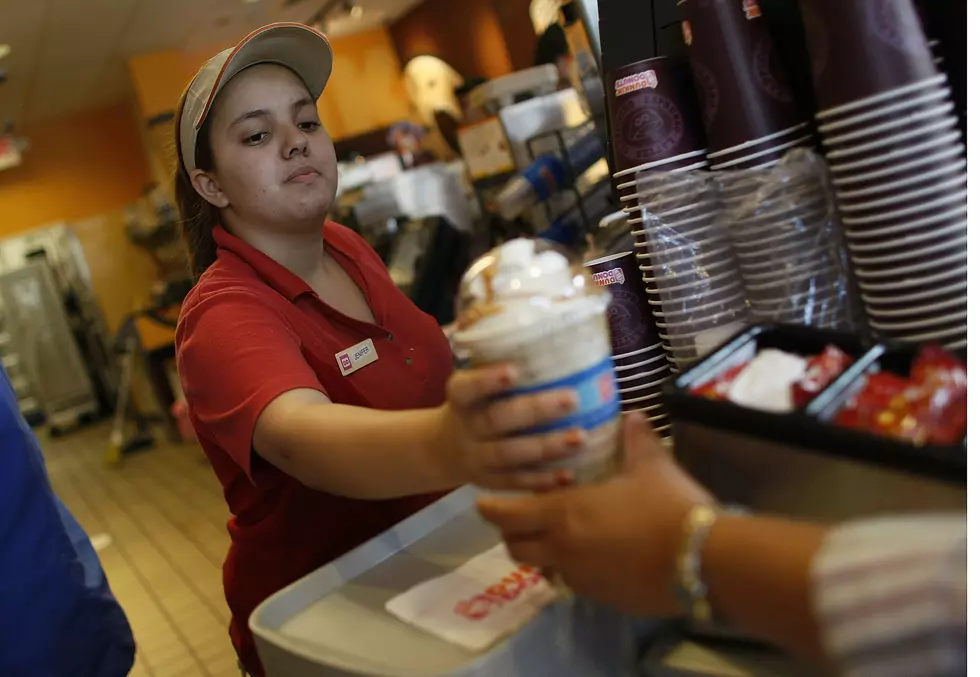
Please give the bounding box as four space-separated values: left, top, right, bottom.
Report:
592 268 627 287
614 70 658 97
743 0 762 19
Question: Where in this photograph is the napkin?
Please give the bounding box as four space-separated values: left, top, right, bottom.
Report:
385 543 559 652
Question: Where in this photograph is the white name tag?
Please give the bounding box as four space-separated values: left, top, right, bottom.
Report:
335 338 379 376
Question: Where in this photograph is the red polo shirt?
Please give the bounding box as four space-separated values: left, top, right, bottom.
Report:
175 222 455 677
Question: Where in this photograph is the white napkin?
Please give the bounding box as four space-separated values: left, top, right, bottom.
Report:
385 543 559 652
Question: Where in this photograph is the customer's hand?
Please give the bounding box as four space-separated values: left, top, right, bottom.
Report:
477 413 715 616
436 364 584 492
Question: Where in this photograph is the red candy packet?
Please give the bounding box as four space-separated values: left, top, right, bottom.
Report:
792 345 854 409
834 345 966 446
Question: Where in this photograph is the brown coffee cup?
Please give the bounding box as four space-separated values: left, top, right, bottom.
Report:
586 251 666 359
606 56 708 172
678 0 806 154
798 0 938 112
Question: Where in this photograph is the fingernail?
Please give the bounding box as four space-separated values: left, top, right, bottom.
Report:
561 393 580 412
563 429 583 447
500 366 518 386
557 470 575 486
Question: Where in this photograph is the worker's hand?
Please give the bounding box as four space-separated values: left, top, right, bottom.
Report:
436 365 584 492
477 413 715 617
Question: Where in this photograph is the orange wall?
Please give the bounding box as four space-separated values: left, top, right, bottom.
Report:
127 27 414 145
318 28 416 138
389 0 515 78
0 104 151 236
128 47 220 121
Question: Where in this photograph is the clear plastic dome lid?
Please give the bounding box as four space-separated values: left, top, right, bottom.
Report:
452 238 610 347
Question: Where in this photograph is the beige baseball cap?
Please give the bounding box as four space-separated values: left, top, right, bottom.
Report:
179 22 333 174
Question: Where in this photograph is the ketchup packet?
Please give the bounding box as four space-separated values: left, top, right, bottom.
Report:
834 345 966 446
791 345 854 409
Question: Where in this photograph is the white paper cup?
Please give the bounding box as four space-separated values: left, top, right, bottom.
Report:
844 205 967 241
620 390 666 407
817 86 950 134
616 365 672 385
706 122 810 160
830 144 965 188
734 236 831 265
826 116 958 163
841 189 967 227
617 160 712 193
866 294 967 320
828 131 962 175
709 135 814 170
637 237 732 264
854 249 966 281
838 174 967 214
821 101 956 147
652 282 746 313
613 343 663 361
849 234 967 266
856 263 968 293
614 352 668 373
861 278 967 307
815 74 948 121
869 307 967 332
729 203 827 239
612 149 710 180
834 159 967 200
887 323 966 344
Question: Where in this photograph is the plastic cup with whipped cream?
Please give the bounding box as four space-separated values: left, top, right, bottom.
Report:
451 238 623 485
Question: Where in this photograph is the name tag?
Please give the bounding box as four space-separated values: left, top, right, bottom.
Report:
336 338 379 376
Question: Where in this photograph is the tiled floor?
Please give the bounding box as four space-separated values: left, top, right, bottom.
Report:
44 423 243 677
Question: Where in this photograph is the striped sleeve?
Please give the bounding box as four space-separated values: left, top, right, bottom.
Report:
811 514 966 677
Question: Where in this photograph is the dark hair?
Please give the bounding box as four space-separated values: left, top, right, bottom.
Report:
174 87 222 278
534 23 570 67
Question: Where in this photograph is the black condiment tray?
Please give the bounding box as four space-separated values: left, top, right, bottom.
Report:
662 324 966 487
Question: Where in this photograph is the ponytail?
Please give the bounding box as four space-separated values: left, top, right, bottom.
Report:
174 87 221 278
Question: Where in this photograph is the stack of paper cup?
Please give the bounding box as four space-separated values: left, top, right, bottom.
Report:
800 0 967 349
634 170 749 372
717 150 861 330
585 251 673 435
452 239 624 485
607 55 709 222
677 0 814 171
604 55 709 367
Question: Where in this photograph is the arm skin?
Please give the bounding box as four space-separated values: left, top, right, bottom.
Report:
699 513 829 663
253 389 460 499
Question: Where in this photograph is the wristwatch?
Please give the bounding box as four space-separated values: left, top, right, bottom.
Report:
673 504 748 624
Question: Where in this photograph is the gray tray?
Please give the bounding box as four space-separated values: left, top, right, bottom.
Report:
250 487 658 677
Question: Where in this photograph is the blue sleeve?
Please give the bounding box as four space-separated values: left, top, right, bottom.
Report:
0 369 136 677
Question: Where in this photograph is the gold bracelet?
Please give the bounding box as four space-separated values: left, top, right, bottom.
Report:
673 504 719 625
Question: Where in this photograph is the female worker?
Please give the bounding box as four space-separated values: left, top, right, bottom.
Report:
174 23 582 676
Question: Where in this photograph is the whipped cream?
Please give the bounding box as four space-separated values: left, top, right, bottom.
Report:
469 239 576 303
727 348 808 413
455 239 606 345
